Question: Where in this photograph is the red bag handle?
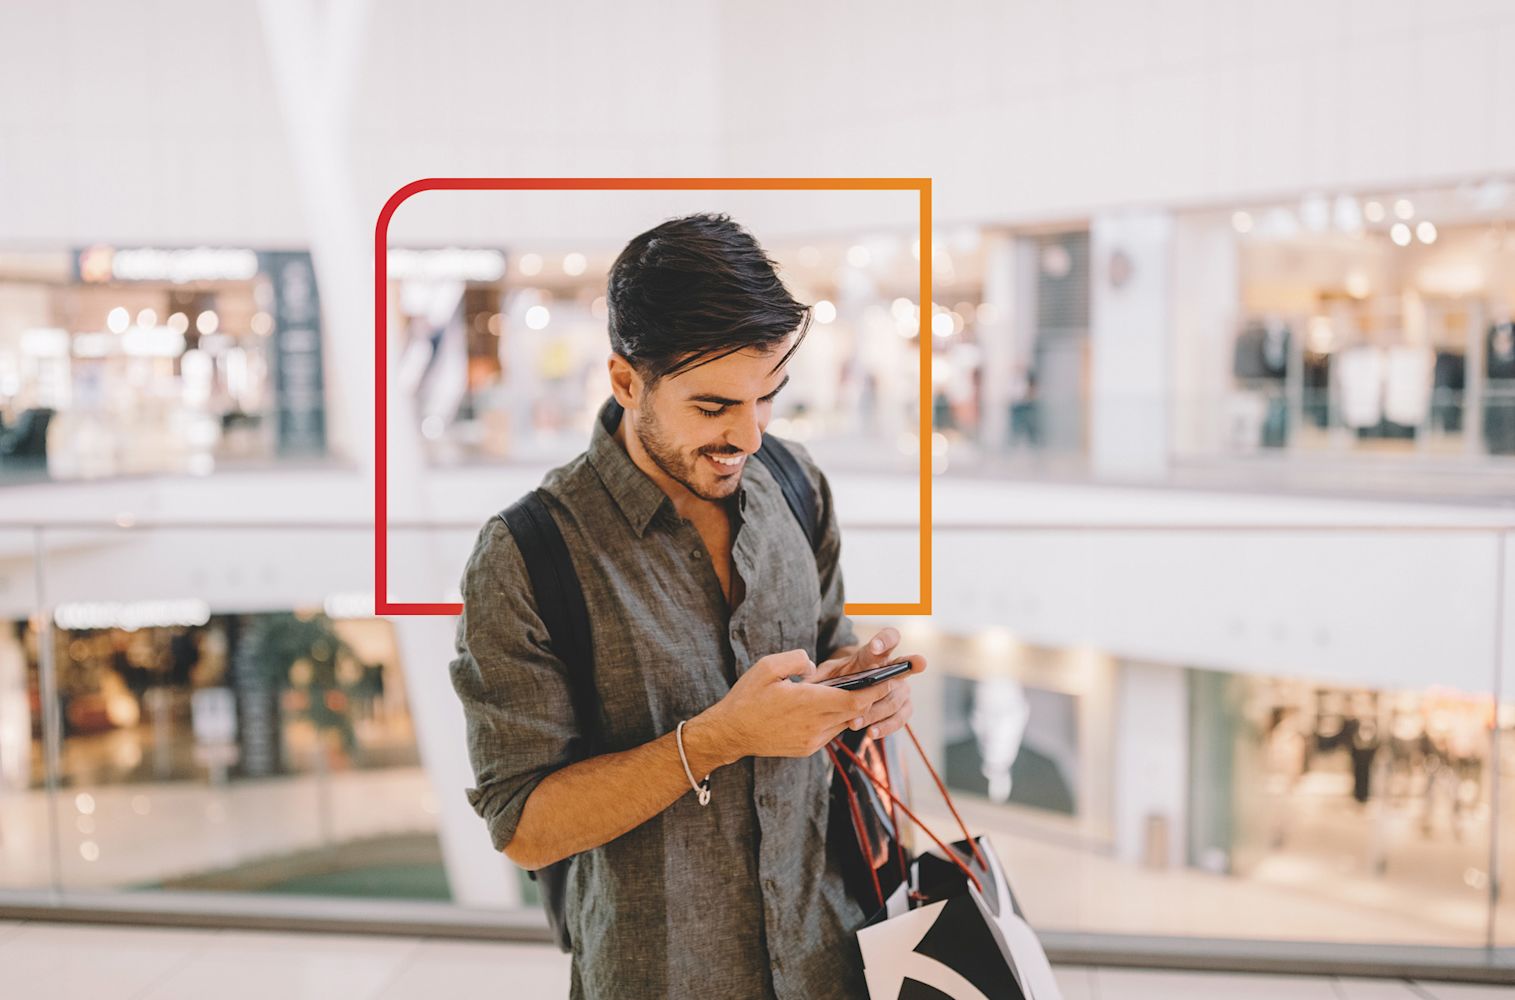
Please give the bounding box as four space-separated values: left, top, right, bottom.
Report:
826 738 915 910
830 723 988 895
825 742 887 909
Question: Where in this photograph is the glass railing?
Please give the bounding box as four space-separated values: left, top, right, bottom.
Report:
874 521 1514 975
0 518 1511 977
9 381 1514 504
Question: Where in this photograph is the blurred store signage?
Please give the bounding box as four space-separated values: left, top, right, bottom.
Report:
74 246 259 284
65 246 330 460
386 248 506 282
257 251 327 457
54 598 212 631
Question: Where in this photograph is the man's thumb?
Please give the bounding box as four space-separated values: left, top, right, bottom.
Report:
775 650 816 683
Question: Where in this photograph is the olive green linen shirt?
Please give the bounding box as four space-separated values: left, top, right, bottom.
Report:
449 393 869 999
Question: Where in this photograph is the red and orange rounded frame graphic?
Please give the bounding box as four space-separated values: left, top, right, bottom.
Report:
374 177 933 617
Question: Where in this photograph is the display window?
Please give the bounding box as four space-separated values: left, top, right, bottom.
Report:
1218 186 1515 461
0 247 327 481
8 604 416 790
881 621 1506 945
0 599 444 899
384 234 992 474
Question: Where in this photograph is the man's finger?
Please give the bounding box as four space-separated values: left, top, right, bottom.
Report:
858 684 908 728
865 628 900 659
773 651 816 683
846 678 895 713
870 699 915 740
840 678 902 721
867 688 914 736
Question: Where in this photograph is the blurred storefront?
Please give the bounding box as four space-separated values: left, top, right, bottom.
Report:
889 623 1510 949
385 234 1011 476
1198 183 1515 465
0 598 443 900
0 247 326 482
8 604 415 790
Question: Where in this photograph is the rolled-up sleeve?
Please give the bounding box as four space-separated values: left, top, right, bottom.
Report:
783 440 860 662
448 518 583 853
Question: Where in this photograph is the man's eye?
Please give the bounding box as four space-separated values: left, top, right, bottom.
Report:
697 407 726 418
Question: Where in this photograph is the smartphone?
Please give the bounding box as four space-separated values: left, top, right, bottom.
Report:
818 660 913 691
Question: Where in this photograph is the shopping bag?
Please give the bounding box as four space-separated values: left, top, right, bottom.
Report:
832 727 1063 1000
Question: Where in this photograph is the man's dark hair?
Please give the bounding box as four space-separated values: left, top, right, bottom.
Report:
606 212 810 391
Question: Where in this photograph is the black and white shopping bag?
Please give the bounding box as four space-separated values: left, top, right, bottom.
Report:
860 836 1060 1000
832 729 1062 1000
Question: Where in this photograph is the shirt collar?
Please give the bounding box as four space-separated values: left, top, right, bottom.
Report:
587 395 749 537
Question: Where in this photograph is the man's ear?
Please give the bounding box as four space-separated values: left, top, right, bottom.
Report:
607 353 639 409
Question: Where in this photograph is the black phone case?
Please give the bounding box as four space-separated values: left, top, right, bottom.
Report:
826 661 912 691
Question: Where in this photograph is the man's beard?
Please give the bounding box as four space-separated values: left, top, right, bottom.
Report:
634 404 741 503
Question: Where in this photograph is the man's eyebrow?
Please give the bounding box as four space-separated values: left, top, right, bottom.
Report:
689 374 791 406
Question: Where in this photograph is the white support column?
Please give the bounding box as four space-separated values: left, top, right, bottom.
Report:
256 0 371 470
1089 211 1174 481
1169 218 1241 461
257 0 519 907
977 233 1019 453
0 625 30 794
1112 660 1189 869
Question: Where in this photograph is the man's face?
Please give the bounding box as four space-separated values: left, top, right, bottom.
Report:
630 336 794 504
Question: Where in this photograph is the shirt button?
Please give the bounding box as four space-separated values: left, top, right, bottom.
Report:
689 548 701 560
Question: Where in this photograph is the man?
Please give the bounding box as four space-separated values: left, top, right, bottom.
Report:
449 213 925 999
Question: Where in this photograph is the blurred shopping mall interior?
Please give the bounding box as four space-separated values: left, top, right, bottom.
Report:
2 0 1515 994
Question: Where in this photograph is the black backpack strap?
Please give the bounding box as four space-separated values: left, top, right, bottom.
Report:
496 488 593 953
753 435 819 553
497 489 596 751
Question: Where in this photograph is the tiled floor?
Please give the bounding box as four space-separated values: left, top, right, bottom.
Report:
0 918 1510 999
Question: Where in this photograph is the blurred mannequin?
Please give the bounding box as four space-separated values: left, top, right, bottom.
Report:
971 676 1030 804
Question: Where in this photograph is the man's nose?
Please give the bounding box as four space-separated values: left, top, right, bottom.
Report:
731 410 764 454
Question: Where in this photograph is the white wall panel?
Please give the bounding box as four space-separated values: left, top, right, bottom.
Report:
5 1 1513 244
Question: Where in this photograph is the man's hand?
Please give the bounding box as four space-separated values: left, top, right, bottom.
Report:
700 649 898 761
815 627 926 740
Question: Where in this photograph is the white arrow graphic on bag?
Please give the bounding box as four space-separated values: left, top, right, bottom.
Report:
862 899 1008 1000
874 958 998 1000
